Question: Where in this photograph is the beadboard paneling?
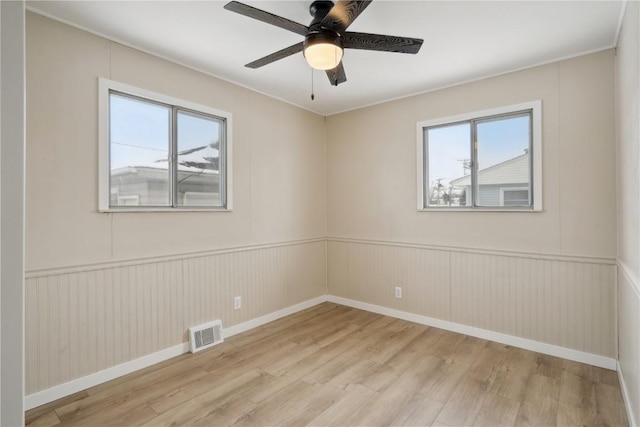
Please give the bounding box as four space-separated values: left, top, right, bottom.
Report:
327 239 615 359
450 252 614 357
327 240 450 321
25 240 326 395
618 262 640 426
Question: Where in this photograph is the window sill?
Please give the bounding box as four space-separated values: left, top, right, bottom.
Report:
100 207 232 213
418 207 542 213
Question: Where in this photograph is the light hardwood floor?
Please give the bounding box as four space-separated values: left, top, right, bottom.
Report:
26 303 628 426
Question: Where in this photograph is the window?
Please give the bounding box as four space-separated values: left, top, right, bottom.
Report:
417 101 541 211
99 78 232 211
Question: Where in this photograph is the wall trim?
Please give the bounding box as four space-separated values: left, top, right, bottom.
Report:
328 237 616 265
617 259 639 427
23 7 617 118
27 237 615 279
327 295 617 371
27 236 615 279
618 258 640 297
25 342 189 410
23 6 320 116
24 295 328 410
25 237 326 279
614 0 629 48
617 360 638 427
221 295 328 339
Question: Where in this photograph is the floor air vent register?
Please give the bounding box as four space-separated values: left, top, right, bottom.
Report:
188 320 224 353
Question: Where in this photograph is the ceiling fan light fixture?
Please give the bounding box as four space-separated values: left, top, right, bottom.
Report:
225 0 424 87
303 32 343 70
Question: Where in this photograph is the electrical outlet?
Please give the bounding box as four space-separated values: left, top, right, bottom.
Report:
234 296 242 310
395 286 402 299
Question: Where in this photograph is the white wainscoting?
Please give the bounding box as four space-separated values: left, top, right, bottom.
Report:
24 239 327 402
24 295 328 410
327 295 616 370
327 238 616 364
617 260 640 427
25 237 623 411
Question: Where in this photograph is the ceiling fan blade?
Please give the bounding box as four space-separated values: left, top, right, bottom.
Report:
326 62 347 86
320 0 372 33
224 1 308 36
343 32 423 54
245 42 304 68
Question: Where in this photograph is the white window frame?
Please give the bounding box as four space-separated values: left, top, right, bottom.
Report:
416 100 542 212
98 78 233 212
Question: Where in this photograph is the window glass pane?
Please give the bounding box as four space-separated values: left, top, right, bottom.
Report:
426 123 471 207
476 114 530 207
176 110 223 207
502 189 529 206
109 93 171 206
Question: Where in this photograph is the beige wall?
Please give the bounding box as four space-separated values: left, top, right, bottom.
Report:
26 12 326 271
326 51 617 361
25 12 327 396
616 1 640 425
326 51 616 258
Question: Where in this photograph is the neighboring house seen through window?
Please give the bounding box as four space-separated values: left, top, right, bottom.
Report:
500 187 529 207
99 78 232 211
417 101 541 211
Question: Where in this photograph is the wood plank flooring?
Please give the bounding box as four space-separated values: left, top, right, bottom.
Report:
26 303 628 426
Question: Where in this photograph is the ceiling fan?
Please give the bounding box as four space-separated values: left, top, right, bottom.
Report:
224 0 424 86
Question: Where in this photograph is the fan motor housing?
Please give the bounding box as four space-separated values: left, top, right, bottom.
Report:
309 0 334 26
304 31 343 52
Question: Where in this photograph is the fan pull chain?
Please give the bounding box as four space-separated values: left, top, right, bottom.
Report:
311 69 315 101
334 48 340 86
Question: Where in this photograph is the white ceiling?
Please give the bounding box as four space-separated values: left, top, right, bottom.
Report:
27 0 624 116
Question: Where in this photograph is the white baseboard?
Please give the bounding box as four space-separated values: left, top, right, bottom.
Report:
24 342 189 410
25 293 618 411
24 295 328 411
223 295 328 338
327 295 617 371
618 355 639 426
